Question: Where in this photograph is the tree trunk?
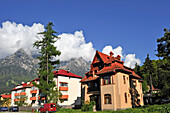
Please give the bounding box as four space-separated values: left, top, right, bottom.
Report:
47 53 48 84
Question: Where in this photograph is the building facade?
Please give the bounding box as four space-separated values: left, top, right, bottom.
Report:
11 69 82 108
81 51 144 111
11 79 39 107
53 69 82 108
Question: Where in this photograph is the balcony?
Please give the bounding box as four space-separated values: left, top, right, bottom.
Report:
59 87 68 91
30 90 37 94
14 99 19 101
14 93 20 96
30 97 36 100
38 97 45 100
88 87 100 92
60 95 68 99
20 92 26 95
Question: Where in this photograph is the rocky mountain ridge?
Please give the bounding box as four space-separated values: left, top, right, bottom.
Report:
0 49 90 94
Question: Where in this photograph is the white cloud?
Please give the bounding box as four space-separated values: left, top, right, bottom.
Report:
56 31 95 61
0 21 95 61
102 46 123 58
0 21 141 68
102 45 141 68
124 54 141 68
0 21 44 58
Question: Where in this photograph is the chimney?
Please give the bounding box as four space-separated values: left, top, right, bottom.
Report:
109 51 113 57
67 69 70 73
117 55 121 60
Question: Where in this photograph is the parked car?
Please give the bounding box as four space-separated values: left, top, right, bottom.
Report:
39 103 56 112
1 107 8 111
9 106 19 112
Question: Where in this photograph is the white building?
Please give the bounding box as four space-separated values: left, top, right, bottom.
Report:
53 69 82 108
11 79 39 107
11 69 82 108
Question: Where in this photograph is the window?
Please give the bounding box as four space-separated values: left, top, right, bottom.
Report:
123 76 126 84
95 82 97 87
103 76 111 85
60 82 68 87
125 93 127 103
21 89 25 92
104 94 111 104
87 82 91 88
32 86 37 90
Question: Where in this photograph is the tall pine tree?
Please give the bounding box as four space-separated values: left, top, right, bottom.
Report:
156 28 170 98
33 22 62 103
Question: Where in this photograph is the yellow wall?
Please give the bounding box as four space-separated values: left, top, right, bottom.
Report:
82 73 144 111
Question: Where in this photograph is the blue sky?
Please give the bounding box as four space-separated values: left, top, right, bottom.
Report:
0 0 170 66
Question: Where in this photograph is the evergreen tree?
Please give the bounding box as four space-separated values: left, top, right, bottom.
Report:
156 28 170 98
156 28 170 59
141 54 154 87
33 22 62 103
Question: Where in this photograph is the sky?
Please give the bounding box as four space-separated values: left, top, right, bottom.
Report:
0 0 170 68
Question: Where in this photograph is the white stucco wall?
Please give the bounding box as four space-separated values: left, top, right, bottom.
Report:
56 76 81 106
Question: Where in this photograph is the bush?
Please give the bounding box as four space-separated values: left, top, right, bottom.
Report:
81 101 96 111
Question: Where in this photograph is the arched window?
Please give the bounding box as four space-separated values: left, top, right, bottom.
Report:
104 94 111 104
125 93 127 103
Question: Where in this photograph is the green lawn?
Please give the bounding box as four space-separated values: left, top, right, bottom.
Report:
55 103 170 113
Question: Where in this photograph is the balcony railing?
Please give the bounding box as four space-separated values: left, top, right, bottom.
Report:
88 87 100 92
14 93 20 96
20 92 26 95
59 87 68 91
14 99 19 101
60 95 68 99
30 90 37 94
30 97 36 100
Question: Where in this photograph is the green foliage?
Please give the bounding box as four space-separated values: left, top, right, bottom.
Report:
56 103 170 113
0 98 10 107
156 28 170 59
33 22 62 103
81 101 96 111
142 80 148 93
0 74 32 94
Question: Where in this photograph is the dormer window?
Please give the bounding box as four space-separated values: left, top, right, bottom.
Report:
103 76 111 85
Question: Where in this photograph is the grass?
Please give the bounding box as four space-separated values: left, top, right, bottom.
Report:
55 103 170 113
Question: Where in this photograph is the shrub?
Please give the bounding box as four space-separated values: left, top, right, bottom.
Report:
81 101 96 111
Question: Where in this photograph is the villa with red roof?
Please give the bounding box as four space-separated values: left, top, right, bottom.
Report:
11 69 82 108
81 51 144 111
11 79 40 107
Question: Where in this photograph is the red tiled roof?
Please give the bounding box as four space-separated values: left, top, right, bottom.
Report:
152 85 159 91
83 51 142 82
97 51 109 62
97 62 132 75
12 82 32 91
81 76 99 82
54 69 82 78
131 71 141 79
1 94 11 98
